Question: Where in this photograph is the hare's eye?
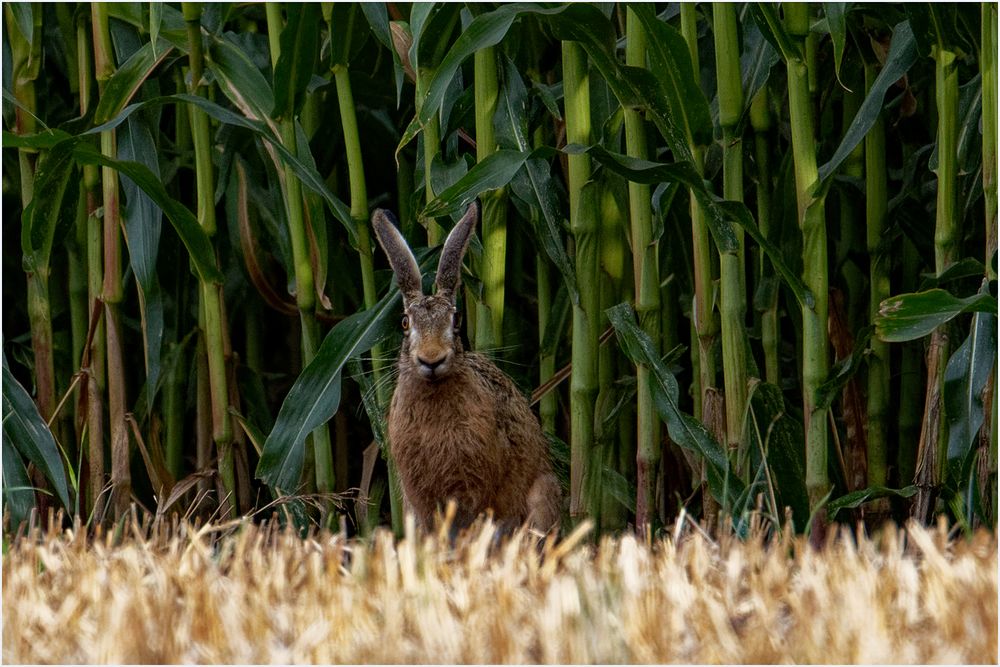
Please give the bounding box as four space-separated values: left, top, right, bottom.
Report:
401 314 410 331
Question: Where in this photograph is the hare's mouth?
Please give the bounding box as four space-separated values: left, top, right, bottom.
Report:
415 351 453 380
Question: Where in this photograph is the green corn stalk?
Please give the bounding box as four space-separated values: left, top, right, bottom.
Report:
985 3 998 281
76 12 106 518
713 2 748 459
865 62 889 493
475 45 506 351
563 39 600 524
785 3 830 517
92 2 133 517
7 6 53 423
750 89 779 385
536 251 557 435
914 37 960 521
265 3 334 498
680 3 717 423
183 2 237 516
897 235 921 486
980 1 998 512
598 185 626 531
322 3 400 530
624 8 661 529
411 10 459 246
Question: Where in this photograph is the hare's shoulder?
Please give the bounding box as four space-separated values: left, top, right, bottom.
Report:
464 352 526 400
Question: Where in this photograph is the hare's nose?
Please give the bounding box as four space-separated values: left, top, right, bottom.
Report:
417 354 447 372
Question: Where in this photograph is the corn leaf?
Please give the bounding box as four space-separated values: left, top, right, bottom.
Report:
271 4 320 120
876 289 998 342
746 381 810 530
93 38 173 124
20 144 75 275
2 355 71 511
944 296 997 488
607 302 742 508
119 114 165 405
2 437 35 530
818 21 917 184
827 485 917 519
257 290 402 492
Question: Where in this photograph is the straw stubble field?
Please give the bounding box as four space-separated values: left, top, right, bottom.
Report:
2 517 996 664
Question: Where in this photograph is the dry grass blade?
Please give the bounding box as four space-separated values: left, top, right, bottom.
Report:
3 518 995 664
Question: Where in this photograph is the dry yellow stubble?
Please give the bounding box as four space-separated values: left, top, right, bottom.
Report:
2 516 996 664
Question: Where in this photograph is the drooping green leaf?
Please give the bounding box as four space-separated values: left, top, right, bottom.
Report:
414 4 545 132
511 157 579 306
944 294 996 487
630 4 712 147
2 437 35 530
876 289 998 342
328 3 364 68
818 21 918 184
606 302 742 507
107 3 188 51
569 143 813 307
93 38 174 124
824 3 850 88
816 326 873 410
745 381 810 530
827 485 918 519
257 291 402 492
8 3 34 46
423 149 534 217
49 89 357 245
271 3 320 119
747 3 800 62
2 355 71 511
119 114 165 404
208 33 278 130
738 16 780 121
69 139 222 284
497 58 577 305
20 144 75 275
906 4 972 57
602 466 637 514
360 2 391 51
149 2 162 58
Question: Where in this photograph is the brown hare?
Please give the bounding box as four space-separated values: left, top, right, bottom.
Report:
371 203 562 532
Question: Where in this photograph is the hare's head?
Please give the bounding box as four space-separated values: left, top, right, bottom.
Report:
372 203 478 381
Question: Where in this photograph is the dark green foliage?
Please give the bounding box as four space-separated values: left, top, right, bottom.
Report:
2 2 995 535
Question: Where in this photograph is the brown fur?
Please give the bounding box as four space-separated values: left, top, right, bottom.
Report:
372 205 561 531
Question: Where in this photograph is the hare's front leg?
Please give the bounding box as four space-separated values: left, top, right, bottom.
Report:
526 473 561 531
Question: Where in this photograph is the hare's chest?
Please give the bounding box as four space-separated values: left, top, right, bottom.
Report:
389 383 505 488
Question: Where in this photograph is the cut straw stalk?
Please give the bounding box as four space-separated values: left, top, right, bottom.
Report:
625 8 661 529
785 3 830 515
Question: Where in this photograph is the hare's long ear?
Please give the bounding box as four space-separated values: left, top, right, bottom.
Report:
435 202 478 300
372 209 423 303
